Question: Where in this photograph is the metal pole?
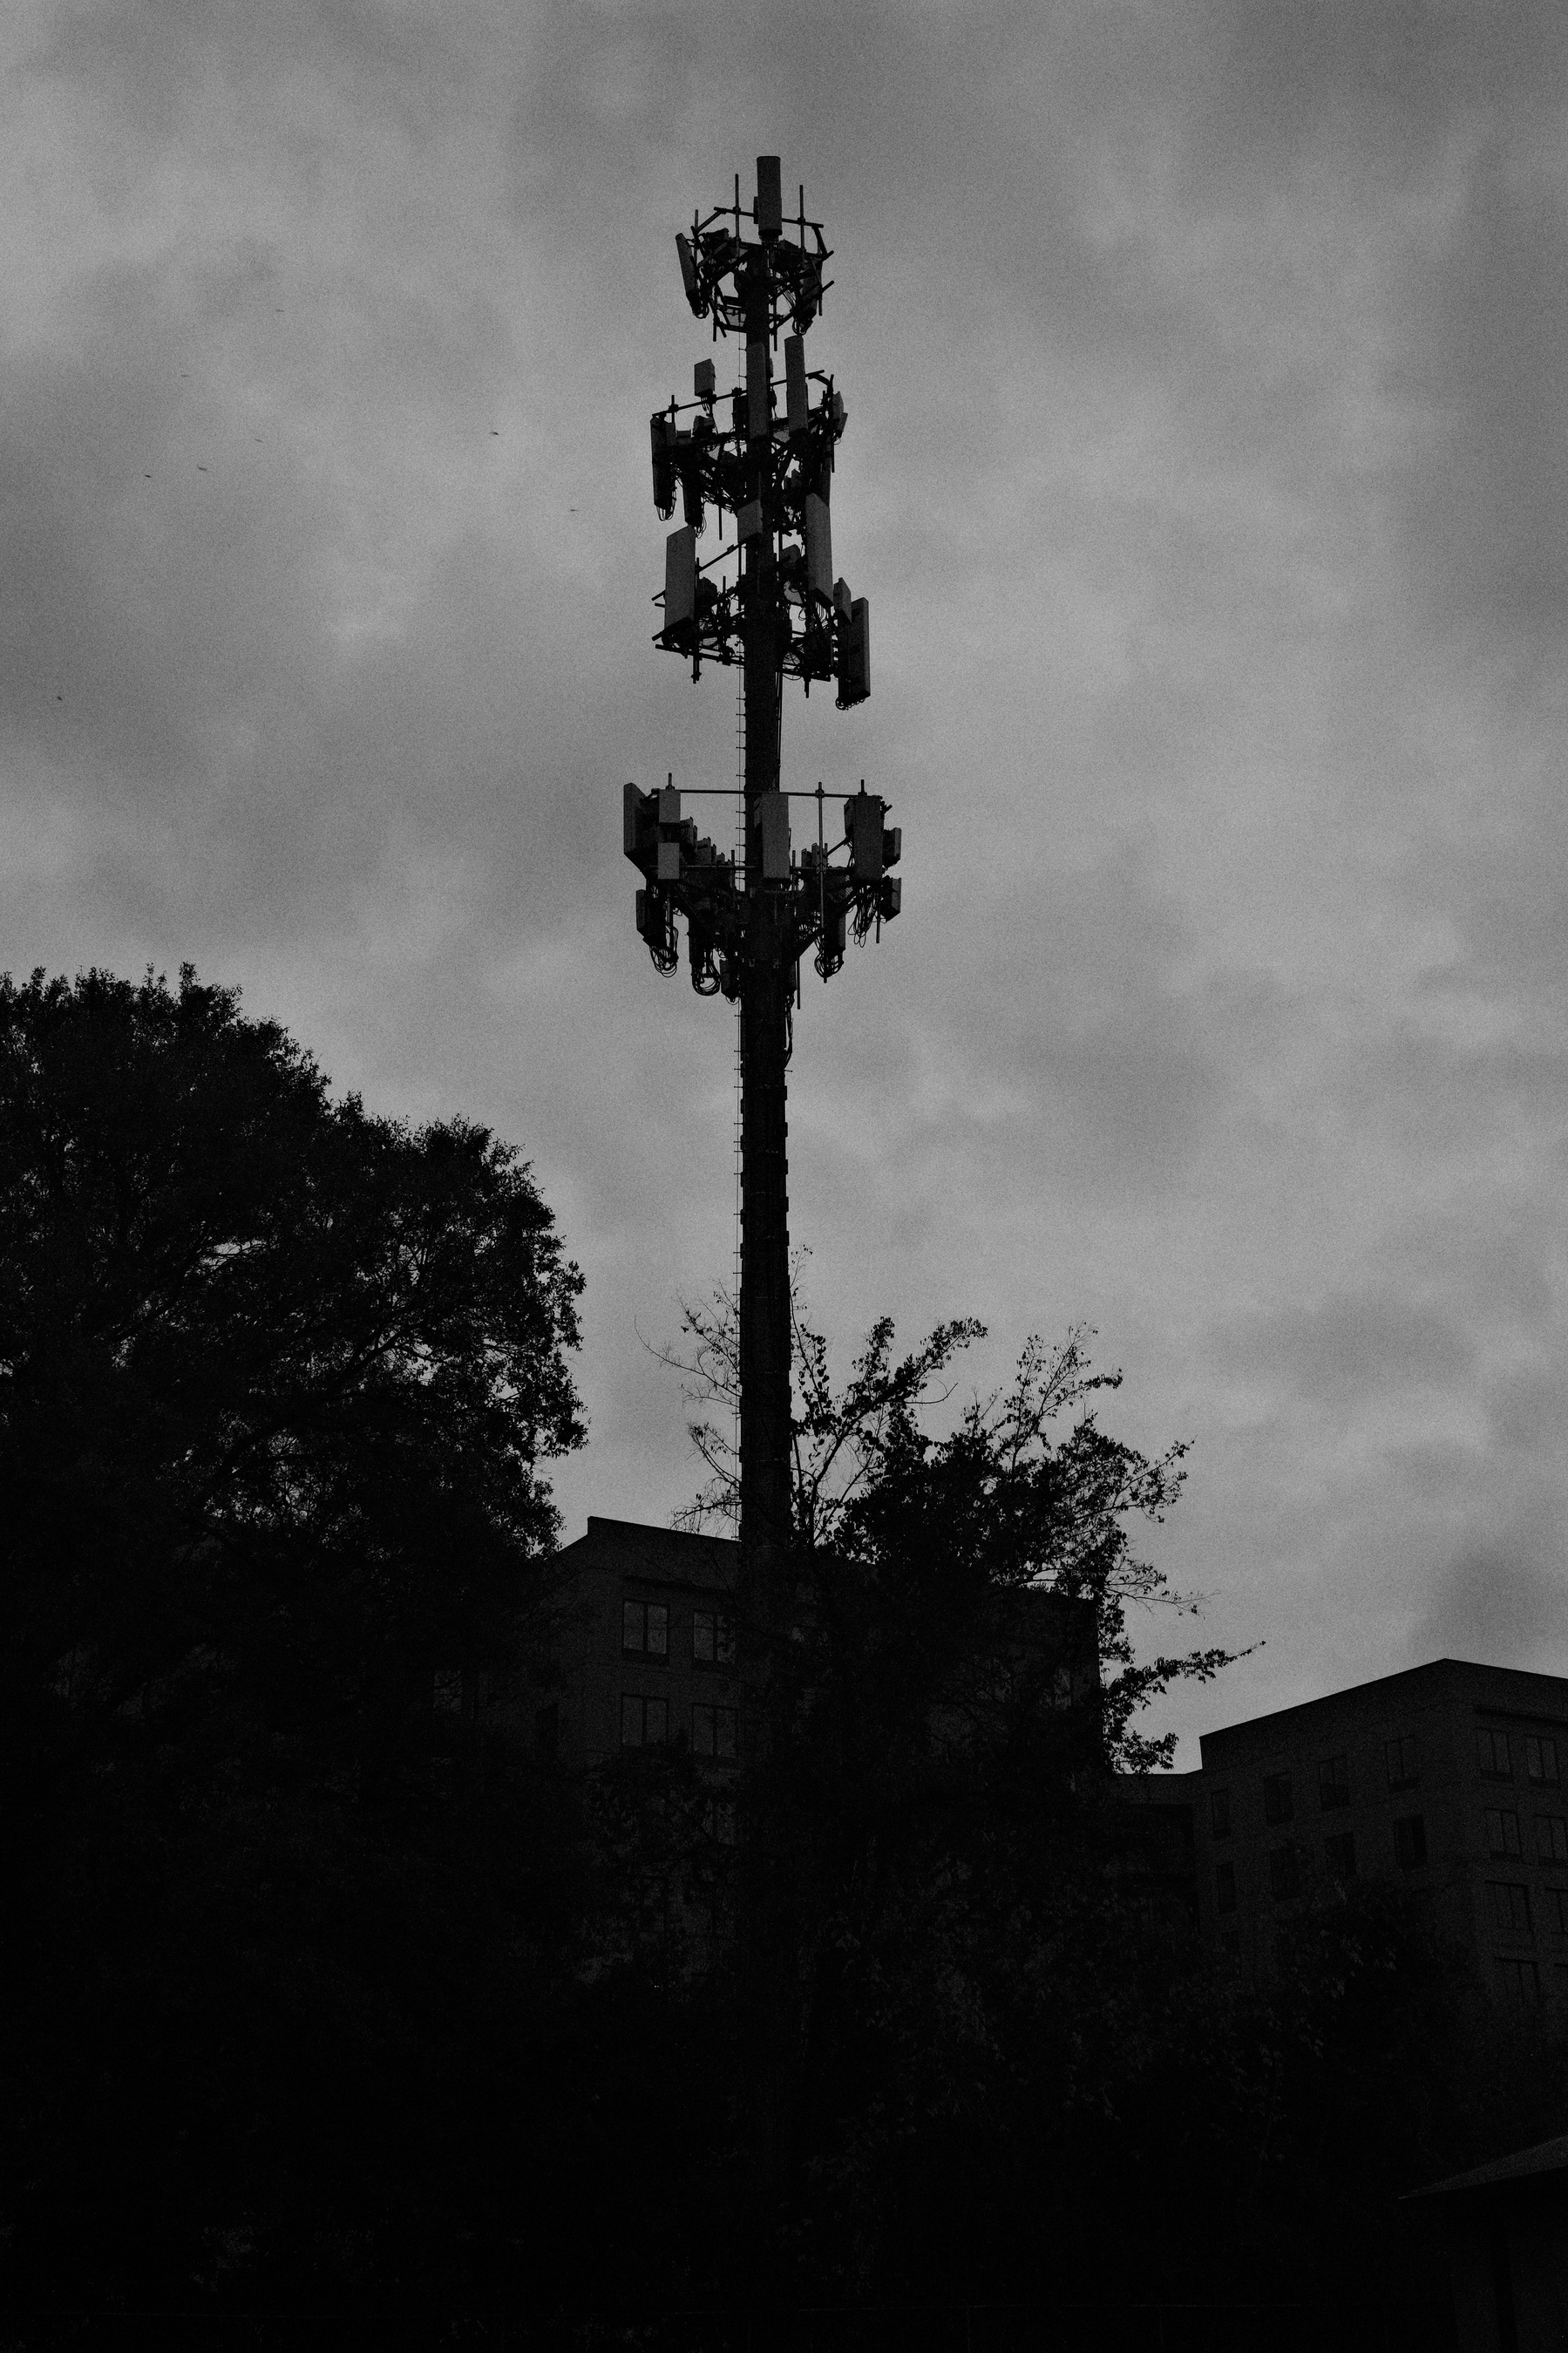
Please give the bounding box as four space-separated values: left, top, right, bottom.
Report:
738 253 791 1576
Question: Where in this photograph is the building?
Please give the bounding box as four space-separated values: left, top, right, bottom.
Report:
499 1537 1566 2013
1411 2129 1568 2351
526 1513 1099 1780
1116 1766 1202 1935
1190 1658 1568 2007
536 1514 745 1783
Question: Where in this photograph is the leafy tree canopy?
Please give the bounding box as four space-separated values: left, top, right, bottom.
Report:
648 1279 1246 2304
661 1272 1232 1771
2 962 588 2312
1 960 584 1799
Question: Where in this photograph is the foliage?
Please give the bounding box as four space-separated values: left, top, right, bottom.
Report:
660 1272 1232 1770
648 1276 1251 2309
8 978 1558 2340
0 962 587 2313
1 962 584 1796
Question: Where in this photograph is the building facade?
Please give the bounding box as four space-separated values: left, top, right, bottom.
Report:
529 1513 1099 1778
1191 1658 1568 2006
537 1515 746 1778
482 1549 1566 2015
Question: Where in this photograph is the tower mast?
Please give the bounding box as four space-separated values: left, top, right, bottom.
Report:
736 217 791 1563
623 156 899 1573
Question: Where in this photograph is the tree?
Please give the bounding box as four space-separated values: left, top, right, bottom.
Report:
652 1284 1568 2337
2 962 583 1775
653 1278 1238 2306
661 1271 1230 1770
0 962 587 2310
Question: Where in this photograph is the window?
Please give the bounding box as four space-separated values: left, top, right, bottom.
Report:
1547 1888 1568 1936
621 1601 669 1658
1325 1831 1357 1881
1263 1772 1293 1826
1268 1843 1302 1901
1049 1664 1078 1710
433 1668 464 1713
1496 1958 1541 2008
1537 1817 1568 1865
1215 1860 1237 1915
1394 1814 1428 1869
1317 1755 1351 1812
1477 1728 1513 1782
702 1795 737 1846
1489 1881 1532 1935
621 1694 669 1747
692 1609 736 1667
534 1701 560 1760
1210 1786 1232 1840
1528 1736 1561 1787
692 1704 738 1760
1385 1735 1419 1792
1486 1808 1522 1858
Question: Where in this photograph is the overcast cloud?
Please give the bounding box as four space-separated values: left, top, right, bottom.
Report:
3 0 1566 1758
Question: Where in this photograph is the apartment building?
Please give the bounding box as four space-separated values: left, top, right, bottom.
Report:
526 1513 1099 1776
499 1531 1562 2012
534 1516 746 1778
1191 1658 1568 2006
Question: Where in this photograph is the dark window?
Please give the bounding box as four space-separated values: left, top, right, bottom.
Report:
1385 1735 1419 1792
1477 1728 1513 1782
433 1668 464 1713
1263 1772 1293 1826
1489 1881 1532 1935
1220 1929 1241 1963
1325 1831 1357 1881
1049 1665 1078 1710
1210 1786 1232 1840
1548 1888 1568 1935
692 1609 736 1667
1529 1736 1561 1787
1496 1957 1541 2008
1317 1754 1351 1812
1215 1860 1237 1914
621 1694 669 1747
1268 1843 1302 1901
703 1795 737 1846
692 1704 738 1760
1394 1813 1428 1869
621 1601 669 1657
534 1700 560 1760
1486 1808 1522 1859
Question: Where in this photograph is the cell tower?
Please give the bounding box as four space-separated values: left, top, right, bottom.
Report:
622 155 901 1571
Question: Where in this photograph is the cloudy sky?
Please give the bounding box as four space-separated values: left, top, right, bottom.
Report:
4 0 1566 1758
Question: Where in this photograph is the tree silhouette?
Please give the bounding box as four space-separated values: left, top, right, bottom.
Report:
2 962 583 1787
1 962 586 2311
650 1279 1242 2306
657 1272 1232 1769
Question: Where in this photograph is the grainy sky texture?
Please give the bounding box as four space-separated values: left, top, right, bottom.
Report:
4 1 1566 1756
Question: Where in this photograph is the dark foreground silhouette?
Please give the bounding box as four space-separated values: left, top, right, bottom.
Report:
2 968 1559 2347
